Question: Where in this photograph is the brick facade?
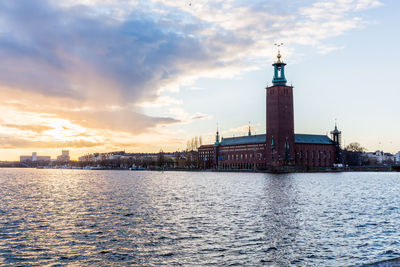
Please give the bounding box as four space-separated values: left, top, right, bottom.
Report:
294 143 336 168
266 85 295 166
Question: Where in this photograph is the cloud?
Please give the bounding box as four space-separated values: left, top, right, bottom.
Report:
56 108 179 133
0 0 381 106
191 112 211 120
317 44 346 55
4 124 53 133
0 0 383 152
355 0 383 11
136 96 183 108
0 0 244 137
0 136 103 149
0 95 179 135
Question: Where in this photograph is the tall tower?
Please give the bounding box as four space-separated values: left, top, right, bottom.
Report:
266 50 295 167
214 125 220 168
331 122 342 164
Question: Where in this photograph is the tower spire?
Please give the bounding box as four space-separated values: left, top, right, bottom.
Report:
272 43 287 86
248 121 251 136
274 43 283 63
331 120 341 145
331 120 342 164
215 122 220 145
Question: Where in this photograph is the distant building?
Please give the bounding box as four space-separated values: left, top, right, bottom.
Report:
396 152 400 164
198 52 340 170
363 151 395 165
364 151 384 164
78 151 126 162
78 154 93 162
56 150 70 162
384 153 395 164
20 152 51 162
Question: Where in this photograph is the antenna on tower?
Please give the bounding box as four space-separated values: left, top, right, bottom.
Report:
274 42 284 51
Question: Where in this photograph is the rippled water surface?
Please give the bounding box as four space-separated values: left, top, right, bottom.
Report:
0 169 399 266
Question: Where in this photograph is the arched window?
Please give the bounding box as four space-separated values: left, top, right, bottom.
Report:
284 139 290 160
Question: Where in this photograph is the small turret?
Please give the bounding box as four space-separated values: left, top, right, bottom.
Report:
248 122 251 136
330 121 342 147
331 121 342 164
214 124 220 146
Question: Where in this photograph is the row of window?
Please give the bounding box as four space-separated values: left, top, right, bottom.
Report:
269 88 289 95
295 150 333 167
219 162 267 170
296 150 332 160
220 146 265 153
199 151 213 156
224 153 264 161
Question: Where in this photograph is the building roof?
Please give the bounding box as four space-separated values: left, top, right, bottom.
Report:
217 133 334 146
199 144 214 148
294 134 335 145
220 134 266 146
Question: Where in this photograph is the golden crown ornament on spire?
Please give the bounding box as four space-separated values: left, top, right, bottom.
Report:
274 42 283 63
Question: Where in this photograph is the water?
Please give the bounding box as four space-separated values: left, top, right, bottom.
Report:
0 169 399 266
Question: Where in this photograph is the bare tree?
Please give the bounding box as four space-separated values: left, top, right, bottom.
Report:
186 140 191 151
157 149 165 167
344 142 366 166
191 138 195 151
345 142 366 153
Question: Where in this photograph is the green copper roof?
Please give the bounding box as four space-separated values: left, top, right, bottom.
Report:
220 134 266 146
218 133 334 146
294 134 334 145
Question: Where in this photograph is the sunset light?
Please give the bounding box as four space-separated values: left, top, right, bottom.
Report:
0 0 398 162
1 1 400 266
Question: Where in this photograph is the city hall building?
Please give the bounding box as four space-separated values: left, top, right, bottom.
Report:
198 52 341 170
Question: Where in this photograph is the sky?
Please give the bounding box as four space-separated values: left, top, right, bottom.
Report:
0 0 399 161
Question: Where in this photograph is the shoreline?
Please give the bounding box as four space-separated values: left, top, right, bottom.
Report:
0 166 399 173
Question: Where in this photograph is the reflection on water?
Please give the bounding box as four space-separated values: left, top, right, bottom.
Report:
0 169 399 266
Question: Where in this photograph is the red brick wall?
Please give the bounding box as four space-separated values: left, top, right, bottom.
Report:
266 85 295 166
217 143 267 169
200 142 336 169
294 143 336 167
